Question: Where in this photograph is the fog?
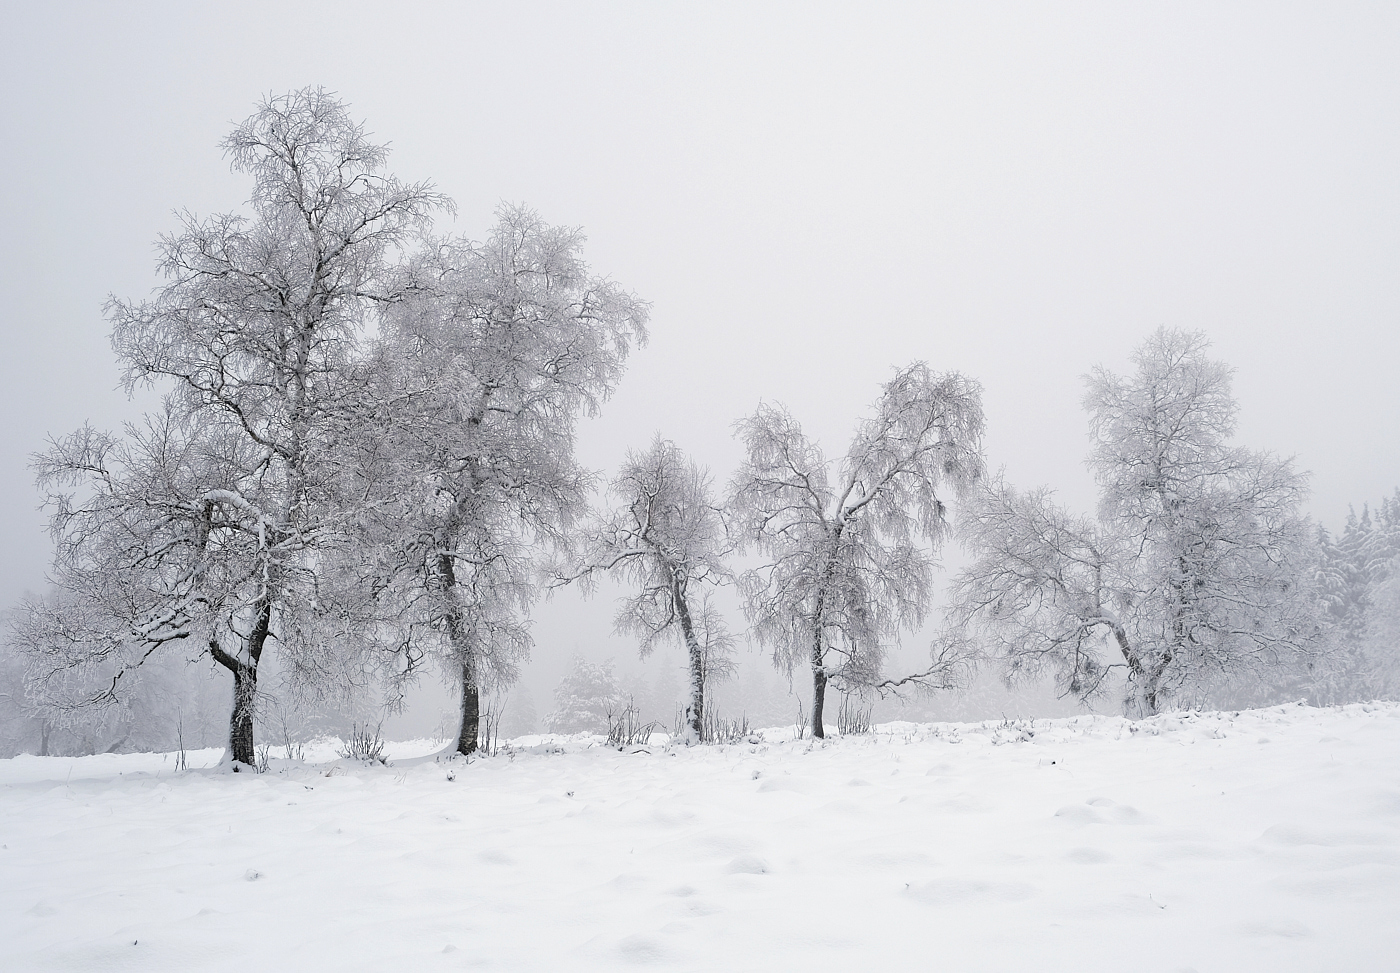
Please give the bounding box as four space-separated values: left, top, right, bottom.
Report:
3 3 1396 733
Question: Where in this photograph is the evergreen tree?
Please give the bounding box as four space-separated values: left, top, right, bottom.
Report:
544 657 625 734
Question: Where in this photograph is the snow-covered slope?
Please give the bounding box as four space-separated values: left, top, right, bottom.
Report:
3 703 1397 971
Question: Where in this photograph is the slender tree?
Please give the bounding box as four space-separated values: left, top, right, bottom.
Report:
16 89 447 765
361 206 648 755
561 436 732 742
729 364 985 738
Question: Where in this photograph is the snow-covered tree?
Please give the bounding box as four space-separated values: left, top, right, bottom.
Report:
950 329 1317 716
561 436 732 742
544 657 625 734
948 478 1127 704
1365 556 1400 697
1311 491 1400 702
358 206 648 755
729 363 985 738
14 89 447 766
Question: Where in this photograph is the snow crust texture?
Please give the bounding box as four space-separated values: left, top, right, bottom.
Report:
2 702 1398 971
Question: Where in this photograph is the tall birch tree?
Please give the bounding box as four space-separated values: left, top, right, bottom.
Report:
17 89 447 766
560 436 732 742
362 206 648 755
729 364 985 738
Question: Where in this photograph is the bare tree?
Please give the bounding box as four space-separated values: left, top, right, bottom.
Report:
729 364 985 738
16 89 447 766
560 436 732 742
360 205 648 755
950 329 1317 716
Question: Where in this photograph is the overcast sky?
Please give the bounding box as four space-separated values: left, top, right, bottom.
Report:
3 3 1398 708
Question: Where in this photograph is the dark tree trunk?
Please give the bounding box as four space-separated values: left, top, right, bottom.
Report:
810 607 828 739
227 660 257 766
809 527 842 740
435 549 481 757
209 600 270 769
457 659 480 756
810 581 830 739
672 573 704 743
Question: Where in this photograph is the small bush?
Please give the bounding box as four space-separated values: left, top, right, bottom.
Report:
702 709 753 744
837 695 873 736
337 723 387 764
608 698 662 749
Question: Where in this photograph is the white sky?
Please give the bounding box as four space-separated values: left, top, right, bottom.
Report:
2 3 1397 706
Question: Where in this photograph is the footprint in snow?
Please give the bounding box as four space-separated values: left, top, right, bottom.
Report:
725 855 771 875
616 934 667 963
1056 799 1144 826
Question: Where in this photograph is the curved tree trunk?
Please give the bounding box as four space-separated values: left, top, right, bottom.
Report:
209 600 271 768
1107 621 1159 719
435 548 482 757
672 573 704 743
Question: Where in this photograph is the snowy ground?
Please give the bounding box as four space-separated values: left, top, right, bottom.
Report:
2 703 1398 972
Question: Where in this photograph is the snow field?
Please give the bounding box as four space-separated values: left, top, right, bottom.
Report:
2 702 1398 972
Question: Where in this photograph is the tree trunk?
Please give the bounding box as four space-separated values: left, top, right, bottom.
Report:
672 573 704 743
810 586 830 738
810 609 828 739
457 659 480 756
1108 622 1158 718
228 661 257 766
1126 680 1161 718
1139 664 1165 717
811 664 828 739
436 549 482 757
209 600 270 769
809 528 842 740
